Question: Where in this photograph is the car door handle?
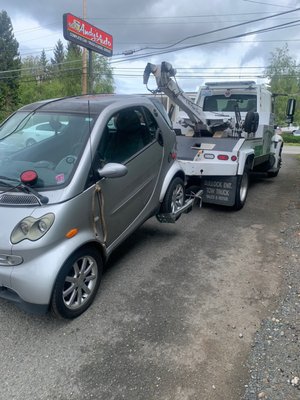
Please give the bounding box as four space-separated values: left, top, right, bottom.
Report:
157 130 164 146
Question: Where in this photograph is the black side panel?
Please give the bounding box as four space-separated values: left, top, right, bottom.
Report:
200 176 238 206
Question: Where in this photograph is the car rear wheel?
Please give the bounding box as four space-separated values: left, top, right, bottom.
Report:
51 247 102 319
160 177 185 217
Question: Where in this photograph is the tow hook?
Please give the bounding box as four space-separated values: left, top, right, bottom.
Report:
156 189 203 223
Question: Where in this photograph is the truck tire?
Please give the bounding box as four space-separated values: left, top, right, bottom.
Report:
233 171 249 210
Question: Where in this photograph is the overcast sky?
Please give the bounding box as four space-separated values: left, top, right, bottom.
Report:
2 0 300 93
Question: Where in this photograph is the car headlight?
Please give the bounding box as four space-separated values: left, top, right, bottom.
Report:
11 213 55 244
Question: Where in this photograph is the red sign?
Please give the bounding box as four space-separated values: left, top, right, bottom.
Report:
63 13 113 57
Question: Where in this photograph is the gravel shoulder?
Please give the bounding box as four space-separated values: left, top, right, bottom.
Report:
243 154 300 400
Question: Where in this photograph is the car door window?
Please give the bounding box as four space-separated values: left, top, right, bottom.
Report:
99 107 158 165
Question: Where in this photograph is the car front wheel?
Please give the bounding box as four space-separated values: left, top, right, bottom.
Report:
51 247 102 319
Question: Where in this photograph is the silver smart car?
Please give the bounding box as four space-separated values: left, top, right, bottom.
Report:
0 95 195 318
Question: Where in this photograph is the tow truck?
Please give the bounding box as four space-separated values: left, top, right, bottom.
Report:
143 61 284 209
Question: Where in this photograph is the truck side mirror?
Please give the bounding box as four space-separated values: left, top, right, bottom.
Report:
286 98 296 117
286 98 296 124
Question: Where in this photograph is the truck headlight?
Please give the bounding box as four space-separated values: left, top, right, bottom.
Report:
11 213 55 244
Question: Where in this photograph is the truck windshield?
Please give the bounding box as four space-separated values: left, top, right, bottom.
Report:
203 94 257 113
0 111 95 190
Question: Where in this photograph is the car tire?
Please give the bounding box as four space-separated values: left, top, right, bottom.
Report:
160 177 185 218
51 247 103 319
233 171 249 210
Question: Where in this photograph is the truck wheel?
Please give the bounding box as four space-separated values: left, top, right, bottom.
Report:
51 247 102 319
233 171 249 210
160 177 185 218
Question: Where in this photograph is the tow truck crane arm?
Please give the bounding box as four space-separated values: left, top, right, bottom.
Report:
143 61 235 136
144 62 209 134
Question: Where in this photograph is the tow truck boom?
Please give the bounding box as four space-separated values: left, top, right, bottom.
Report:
144 62 210 133
144 61 233 136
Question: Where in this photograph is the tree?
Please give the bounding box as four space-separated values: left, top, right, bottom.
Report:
51 39 65 68
66 42 81 58
39 49 49 82
60 43 83 96
0 10 21 120
265 44 300 126
19 55 63 105
92 54 114 94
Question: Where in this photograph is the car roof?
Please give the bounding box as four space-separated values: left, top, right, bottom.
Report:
18 94 153 115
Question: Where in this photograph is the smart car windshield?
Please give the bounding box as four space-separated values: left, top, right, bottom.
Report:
0 111 95 190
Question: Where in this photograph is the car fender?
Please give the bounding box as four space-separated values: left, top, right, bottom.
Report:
10 231 106 306
159 161 185 202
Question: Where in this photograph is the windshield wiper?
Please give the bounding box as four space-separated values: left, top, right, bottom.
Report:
0 176 49 204
0 179 17 189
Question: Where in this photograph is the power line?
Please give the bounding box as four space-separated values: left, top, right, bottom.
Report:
111 17 300 62
120 7 300 54
17 37 300 59
242 0 293 7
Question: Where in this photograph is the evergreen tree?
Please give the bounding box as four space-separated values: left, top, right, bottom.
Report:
66 42 81 58
60 42 83 96
39 49 49 82
51 39 65 68
0 10 21 120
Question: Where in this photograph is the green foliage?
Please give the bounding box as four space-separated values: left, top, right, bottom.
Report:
60 43 83 96
0 10 115 119
51 39 65 67
18 40 114 105
0 10 21 120
18 55 64 105
281 133 300 144
265 44 300 126
92 54 114 93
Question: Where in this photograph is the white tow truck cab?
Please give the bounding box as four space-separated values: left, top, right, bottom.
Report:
144 62 284 209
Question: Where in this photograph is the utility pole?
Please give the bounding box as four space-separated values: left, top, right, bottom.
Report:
82 0 87 94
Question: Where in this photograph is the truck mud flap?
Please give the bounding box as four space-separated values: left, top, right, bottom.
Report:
156 189 202 223
200 176 237 206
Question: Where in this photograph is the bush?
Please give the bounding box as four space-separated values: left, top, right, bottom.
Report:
281 133 300 144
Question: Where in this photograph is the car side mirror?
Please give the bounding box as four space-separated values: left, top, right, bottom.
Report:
98 163 128 179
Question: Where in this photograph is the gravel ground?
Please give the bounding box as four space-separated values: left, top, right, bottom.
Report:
243 159 300 400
